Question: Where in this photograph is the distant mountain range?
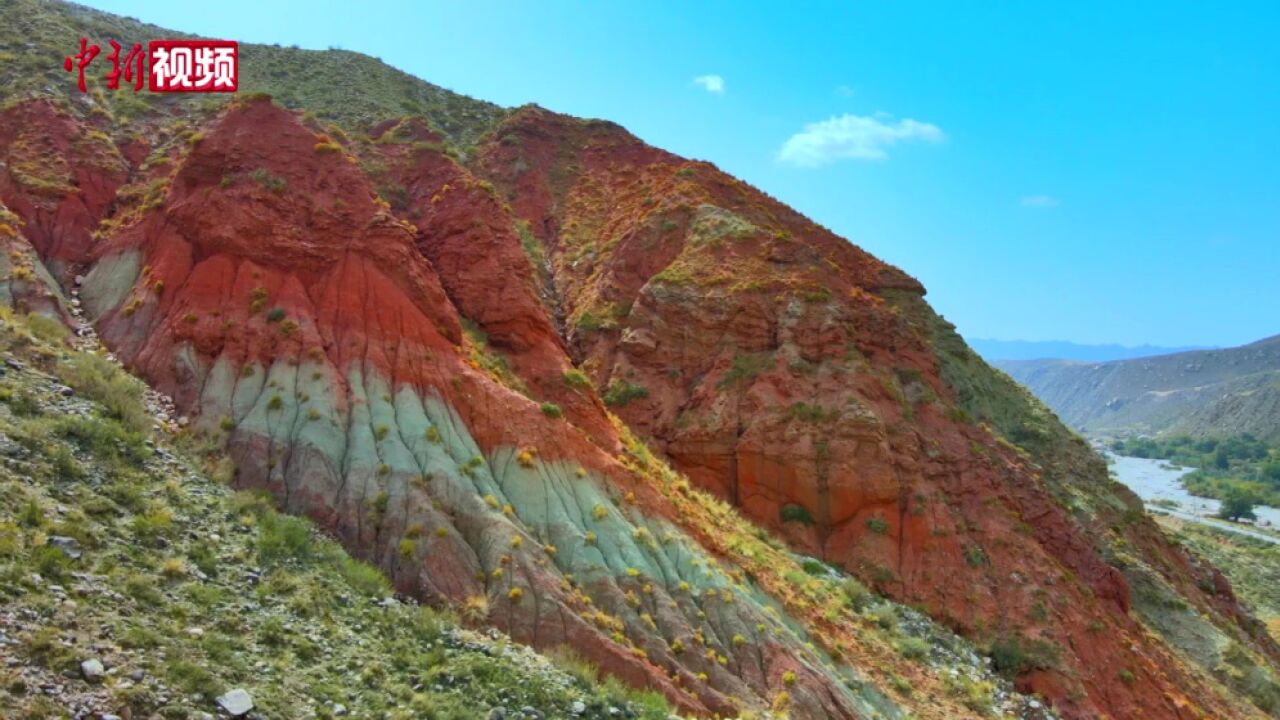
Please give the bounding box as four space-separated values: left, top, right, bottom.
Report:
969 337 1211 362
997 334 1280 442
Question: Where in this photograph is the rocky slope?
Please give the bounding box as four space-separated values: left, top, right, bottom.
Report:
999 335 1280 442
1 1 1279 718
0 307 676 720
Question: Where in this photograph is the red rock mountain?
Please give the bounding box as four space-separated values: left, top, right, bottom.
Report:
2 2 1278 718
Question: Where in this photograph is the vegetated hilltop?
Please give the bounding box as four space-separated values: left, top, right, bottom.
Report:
1 1 1279 718
998 334 1280 443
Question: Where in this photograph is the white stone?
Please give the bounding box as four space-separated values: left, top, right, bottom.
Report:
80 658 105 682
217 688 254 716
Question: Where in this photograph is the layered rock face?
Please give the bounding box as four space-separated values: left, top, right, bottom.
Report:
1 8 1278 716
61 98 882 718
470 107 1280 718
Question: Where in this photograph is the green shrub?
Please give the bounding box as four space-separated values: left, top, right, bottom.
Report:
779 503 813 525
60 353 152 435
1219 486 1259 522
249 168 287 194
870 605 898 631
964 544 989 568
540 401 563 419
2 388 43 416
896 636 930 660
31 544 72 580
24 313 68 343
866 516 889 534
130 506 174 544
562 369 591 389
188 543 219 577
576 311 602 332
17 497 43 527
603 379 648 407
265 307 286 323
945 674 995 714
256 511 313 565
230 490 275 518
55 415 151 465
165 657 222 696
124 573 164 606
335 556 390 597
841 579 874 611
48 444 83 479
719 352 771 388
801 559 827 576
787 402 837 423
990 635 1059 677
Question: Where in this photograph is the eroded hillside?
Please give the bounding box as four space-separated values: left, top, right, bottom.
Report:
1 1 1279 718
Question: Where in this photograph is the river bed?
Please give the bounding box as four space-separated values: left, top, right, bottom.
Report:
1106 453 1280 544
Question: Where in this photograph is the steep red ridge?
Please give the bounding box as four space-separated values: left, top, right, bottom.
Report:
0 92 1273 720
0 100 129 275
471 105 1278 719
365 118 619 448
63 98 890 718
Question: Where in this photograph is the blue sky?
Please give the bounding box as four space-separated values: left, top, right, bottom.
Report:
85 1 1280 347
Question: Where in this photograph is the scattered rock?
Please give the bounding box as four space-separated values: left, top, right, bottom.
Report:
217 688 254 716
79 658 105 683
47 536 82 560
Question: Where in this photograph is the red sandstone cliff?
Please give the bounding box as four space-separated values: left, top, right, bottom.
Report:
0 60 1275 720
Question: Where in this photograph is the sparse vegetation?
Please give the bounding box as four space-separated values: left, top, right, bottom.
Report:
780 503 813 526
0 308 672 720
562 369 592 389
248 168 287 194
602 378 648 407
989 635 1059 678
719 352 772 388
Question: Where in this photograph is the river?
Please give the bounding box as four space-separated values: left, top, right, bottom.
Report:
1106 453 1280 545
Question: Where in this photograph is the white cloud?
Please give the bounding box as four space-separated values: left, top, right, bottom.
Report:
692 74 725 94
777 114 944 167
834 85 855 97
1021 195 1061 208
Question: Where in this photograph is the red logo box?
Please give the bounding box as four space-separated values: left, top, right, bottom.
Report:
148 40 238 93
